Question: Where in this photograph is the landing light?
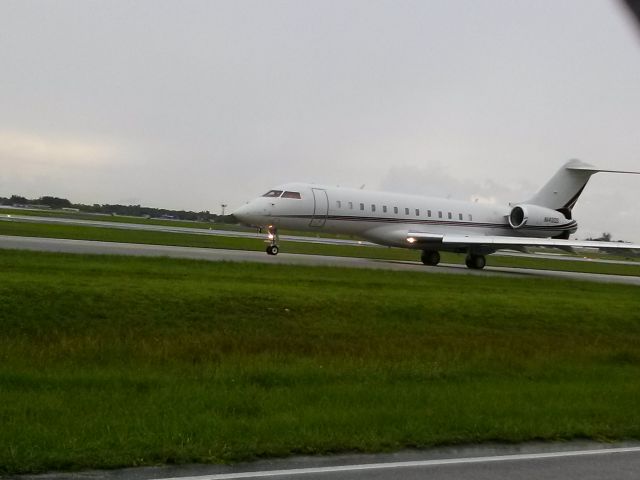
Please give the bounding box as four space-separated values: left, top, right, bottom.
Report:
267 233 274 240
407 237 416 244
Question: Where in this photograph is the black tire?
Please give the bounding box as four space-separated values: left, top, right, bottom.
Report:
266 245 279 256
421 250 440 266
465 254 486 270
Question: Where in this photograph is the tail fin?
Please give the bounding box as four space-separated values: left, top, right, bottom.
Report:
526 159 640 218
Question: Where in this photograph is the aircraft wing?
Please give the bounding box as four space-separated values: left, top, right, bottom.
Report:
407 232 640 252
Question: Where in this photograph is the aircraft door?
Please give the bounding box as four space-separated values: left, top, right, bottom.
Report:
309 188 329 227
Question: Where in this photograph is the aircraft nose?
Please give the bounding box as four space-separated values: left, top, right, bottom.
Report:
232 204 250 222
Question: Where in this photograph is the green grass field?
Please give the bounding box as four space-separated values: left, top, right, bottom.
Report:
1 249 639 474
0 207 243 231
0 208 352 239
1 218 640 277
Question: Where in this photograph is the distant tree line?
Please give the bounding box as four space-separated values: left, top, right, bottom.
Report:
2 195 73 209
0 194 237 223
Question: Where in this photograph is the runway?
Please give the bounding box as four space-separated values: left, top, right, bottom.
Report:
2 214 639 266
11 442 640 480
1 235 639 285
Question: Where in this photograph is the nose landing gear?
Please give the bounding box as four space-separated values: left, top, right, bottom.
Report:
265 225 280 255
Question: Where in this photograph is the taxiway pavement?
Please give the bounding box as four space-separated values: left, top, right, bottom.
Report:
2 214 638 266
10 442 640 480
1 235 639 285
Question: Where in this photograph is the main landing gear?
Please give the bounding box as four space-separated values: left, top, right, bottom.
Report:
265 225 280 256
420 250 487 269
465 254 486 270
421 250 441 266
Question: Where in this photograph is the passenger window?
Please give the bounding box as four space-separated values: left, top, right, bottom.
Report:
458 213 463 220
394 207 398 214
371 204 376 212
405 208 409 215
281 191 302 199
336 201 342 208
448 212 452 219
427 210 432 217
415 209 420 216
382 205 387 213
360 203 365 211
349 202 353 210
438 211 443 218
262 190 283 198
469 214 473 221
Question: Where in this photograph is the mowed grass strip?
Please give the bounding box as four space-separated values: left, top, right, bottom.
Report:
1 249 639 474
0 208 352 239
0 208 234 230
1 219 640 276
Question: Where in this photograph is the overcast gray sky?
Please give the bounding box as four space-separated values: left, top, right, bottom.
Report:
1 0 639 241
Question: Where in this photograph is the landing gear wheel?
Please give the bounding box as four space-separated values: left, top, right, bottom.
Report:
421 250 441 266
265 225 280 256
465 254 486 270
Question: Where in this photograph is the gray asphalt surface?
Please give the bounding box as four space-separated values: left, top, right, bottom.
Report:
10 442 640 480
1 235 639 285
2 213 639 266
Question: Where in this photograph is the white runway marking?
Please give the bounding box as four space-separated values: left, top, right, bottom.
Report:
152 446 640 479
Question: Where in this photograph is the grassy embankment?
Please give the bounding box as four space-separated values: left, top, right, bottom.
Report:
1 219 640 276
0 249 639 474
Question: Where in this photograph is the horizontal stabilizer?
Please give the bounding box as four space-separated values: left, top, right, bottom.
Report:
565 164 640 175
525 159 640 213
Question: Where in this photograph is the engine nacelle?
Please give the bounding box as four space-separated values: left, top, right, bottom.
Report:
508 204 571 230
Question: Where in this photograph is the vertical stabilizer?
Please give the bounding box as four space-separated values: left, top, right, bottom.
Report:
526 159 639 217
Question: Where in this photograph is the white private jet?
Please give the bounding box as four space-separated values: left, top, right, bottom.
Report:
232 160 640 269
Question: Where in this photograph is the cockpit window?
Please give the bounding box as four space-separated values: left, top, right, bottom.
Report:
281 191 302 199
262 190 283 198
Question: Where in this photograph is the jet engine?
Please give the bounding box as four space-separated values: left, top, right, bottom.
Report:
508 204 572 230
